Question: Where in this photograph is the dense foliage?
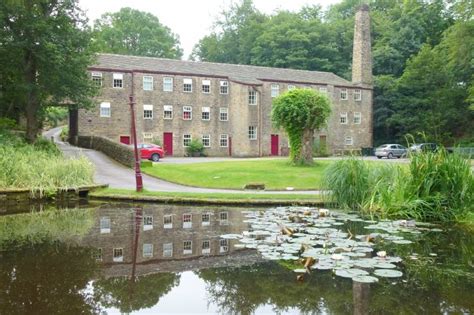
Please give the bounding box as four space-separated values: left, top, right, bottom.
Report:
192 0 473 146
272 89 331 165
324 151 473 222
92 8 183 58
0 0 97 142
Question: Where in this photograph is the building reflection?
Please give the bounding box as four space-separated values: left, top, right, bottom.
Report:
78 203 261 278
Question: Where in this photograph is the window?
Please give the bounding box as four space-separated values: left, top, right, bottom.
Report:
271 84 280 98
219 212 228 225
202 135 210 147
340 112 348 124
220 239 229 253
202 80 210 93
220 134 228 147
91 72 102 87
319 87 328 95
143 104 153 119
219 107 228 121
288 85 296 91
201 107 210 120
202 213 211 226
143 215 153 231
143 133 153 142
183 106 192 120
202 240 211 254
183 240 192 255
163 77 173 92
354 89 362 101
94 248 102 261
183 213 192 228
113 248 123 262
183 134 192 147
100 217 110 234
354 112 361 124
143 244 153 257
183 78 192 92
113 73 123 88
163 105 173 119
248 90 257 105
163 243 173 257
248 126 257 140
143 76 153 91
340 88 348 100
100 102 111 117
345 136 353 146
163 215 173 229
220 80 228 94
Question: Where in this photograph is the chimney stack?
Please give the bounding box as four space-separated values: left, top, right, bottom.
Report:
352 4 372 85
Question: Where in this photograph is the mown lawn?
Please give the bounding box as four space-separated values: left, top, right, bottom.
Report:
141 159 330 190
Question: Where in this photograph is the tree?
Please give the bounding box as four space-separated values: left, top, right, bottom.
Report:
272 89 331 165
93 8 183 59
0 0 97 142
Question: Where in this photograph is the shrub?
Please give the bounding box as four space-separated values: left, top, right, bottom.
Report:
60 127 69 141
0 118 16 130
186 139 205 157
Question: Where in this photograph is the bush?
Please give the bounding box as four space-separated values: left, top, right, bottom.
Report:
60 127 69 142
186 139 205 157
0 118 16 131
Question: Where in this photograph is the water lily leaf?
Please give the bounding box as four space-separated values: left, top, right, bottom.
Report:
374 262 397 269
335 268 369 278
392 240 413 245
373 269 403 278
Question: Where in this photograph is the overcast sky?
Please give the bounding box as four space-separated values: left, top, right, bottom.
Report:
78 0 341 59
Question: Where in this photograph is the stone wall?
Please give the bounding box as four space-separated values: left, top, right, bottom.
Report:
77 135 135 167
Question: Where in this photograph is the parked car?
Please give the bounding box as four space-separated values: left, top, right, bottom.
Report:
408 143 439 154
375 144 407 159
138 143 164 162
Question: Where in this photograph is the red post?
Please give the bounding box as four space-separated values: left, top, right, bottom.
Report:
129 78 143 191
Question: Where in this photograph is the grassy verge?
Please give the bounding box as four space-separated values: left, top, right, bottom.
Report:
90 188 325 205
0 130 94 196
141 159 330 190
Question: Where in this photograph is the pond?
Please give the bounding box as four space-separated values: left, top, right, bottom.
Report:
0 202 473 314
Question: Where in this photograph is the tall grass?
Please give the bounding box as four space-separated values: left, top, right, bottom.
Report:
324 151 473 222
0 132 94 196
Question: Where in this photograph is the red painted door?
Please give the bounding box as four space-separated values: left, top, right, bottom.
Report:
271 135 279 156
163 132 173 156
120 136 130 145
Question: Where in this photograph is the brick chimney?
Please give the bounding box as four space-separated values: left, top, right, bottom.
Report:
352 4 372 85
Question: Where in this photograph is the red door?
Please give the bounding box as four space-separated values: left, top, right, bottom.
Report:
271 135 279 156
120 136 130 145
163 132 173 156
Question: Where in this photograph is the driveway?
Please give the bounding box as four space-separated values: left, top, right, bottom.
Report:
43 127 321 195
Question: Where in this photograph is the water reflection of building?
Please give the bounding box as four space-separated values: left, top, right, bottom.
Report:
78 203 261 277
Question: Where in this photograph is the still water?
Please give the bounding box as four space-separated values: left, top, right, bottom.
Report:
0 202 473 314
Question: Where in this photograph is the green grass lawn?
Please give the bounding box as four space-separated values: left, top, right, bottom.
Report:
141 159 330 190
91 188 324 202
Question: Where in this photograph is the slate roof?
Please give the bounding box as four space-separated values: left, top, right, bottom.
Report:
93 53 353 86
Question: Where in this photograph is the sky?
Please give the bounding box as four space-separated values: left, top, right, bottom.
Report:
78 0 342 59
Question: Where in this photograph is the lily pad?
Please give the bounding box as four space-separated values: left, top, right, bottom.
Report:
392 240 413 245
335 268 369 278
374 262 397 269
373 269 403 278
352 275 379 283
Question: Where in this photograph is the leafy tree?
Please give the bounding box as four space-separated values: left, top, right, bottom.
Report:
93 8 183 59
272 89 331 165
0 0 97 143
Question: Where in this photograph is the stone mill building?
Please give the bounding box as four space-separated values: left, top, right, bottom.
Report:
72 5 373 157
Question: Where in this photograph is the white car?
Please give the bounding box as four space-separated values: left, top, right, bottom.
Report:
375 144 407 159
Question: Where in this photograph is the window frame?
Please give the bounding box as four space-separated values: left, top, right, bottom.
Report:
354 89 362 101
183 134 192 147
353 112 361 124
248 126 257 140
271 84 280 98
163 243 173 257
183 213 192 228
183 240 193 255
340 112 348 124
143 104 153 119
219 107 228 121
113 248 123 262
220 134 228 147
100 102 111 118
163 77 173 92
219 239 229 253
100 216 111 234
143 76 153 91
202 79 211 94
91 72 102 87
202 134 210 147
220 80 229 94
143 243 153 258
340 88 348 100
201 213 211 226
202 240 211 254
201 107 210 121
113 73 123 89
248 90 257 105
183 78 193 92
163 214 173 229
163 105 173 119
345 136 353 146
183 106 192 120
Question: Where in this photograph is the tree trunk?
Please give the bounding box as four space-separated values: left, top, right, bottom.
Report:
24 51 40 143
300 128 314 165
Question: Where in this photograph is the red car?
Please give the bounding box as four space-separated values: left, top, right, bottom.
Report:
138 143 164 162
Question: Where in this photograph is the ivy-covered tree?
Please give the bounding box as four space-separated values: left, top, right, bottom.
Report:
272 89 331 165
93 8 183 58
